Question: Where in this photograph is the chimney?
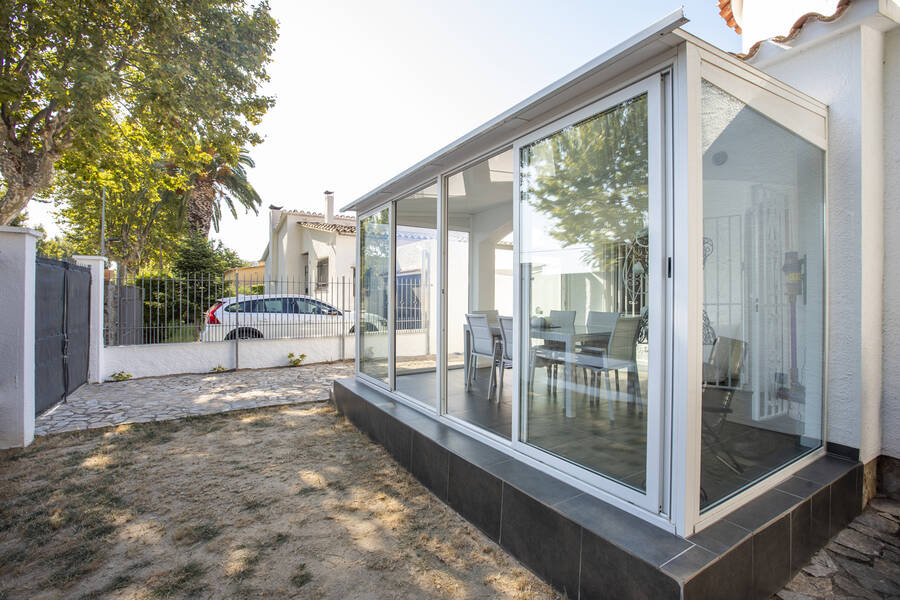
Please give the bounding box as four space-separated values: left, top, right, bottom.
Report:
324 190 335 224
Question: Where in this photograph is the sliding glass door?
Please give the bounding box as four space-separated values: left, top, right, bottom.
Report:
514 75 665 509
443 149 514 438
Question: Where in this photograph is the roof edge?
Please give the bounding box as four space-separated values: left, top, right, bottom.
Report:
340 8 687 213
737 0 852 60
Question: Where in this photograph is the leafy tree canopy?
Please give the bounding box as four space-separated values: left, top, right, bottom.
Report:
173 231 245 276
0 0 277 224
53 118 185 274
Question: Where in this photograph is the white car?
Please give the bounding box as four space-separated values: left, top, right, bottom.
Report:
200 294 356 341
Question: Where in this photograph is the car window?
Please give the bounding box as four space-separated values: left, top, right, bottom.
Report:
223 299 276 313
283 298 300 314
261 299 283 313
224 301 248 313
298 298 326 314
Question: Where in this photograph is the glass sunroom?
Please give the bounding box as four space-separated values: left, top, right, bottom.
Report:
336 12 853 598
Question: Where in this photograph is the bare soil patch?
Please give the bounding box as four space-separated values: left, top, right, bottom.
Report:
1 403 560 599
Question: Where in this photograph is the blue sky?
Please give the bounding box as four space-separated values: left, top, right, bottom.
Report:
31 1 742 260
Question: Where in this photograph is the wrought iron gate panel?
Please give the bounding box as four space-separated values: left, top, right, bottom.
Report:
34 257 91 415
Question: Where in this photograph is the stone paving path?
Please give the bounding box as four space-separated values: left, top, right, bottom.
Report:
777 497 900 599
35 361 354 436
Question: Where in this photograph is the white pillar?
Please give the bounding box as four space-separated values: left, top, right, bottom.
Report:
0 226 42 449
73 256 107 383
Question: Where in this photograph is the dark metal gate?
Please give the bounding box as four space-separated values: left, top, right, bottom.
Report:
34 257 91 415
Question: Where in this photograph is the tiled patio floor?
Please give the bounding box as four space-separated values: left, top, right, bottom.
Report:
35 361 354 435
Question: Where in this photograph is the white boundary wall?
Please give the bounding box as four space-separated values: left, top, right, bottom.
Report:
101 335 354 381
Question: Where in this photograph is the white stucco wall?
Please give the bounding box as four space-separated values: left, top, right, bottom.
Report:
102 336 353 381
752 22 891 462
881 26 900 459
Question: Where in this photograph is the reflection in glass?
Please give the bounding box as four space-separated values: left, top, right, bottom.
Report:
519 95 651 490
395 184 439 407
445 149 514 438
700 80 824 510
359 208 390 382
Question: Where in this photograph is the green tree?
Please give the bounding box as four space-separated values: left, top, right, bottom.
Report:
0 0 277 225
173 232 245 276
53 120 185 274
174 149 262 237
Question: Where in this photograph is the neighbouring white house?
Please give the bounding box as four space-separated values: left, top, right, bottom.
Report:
261 191 357 298
333 2 900 598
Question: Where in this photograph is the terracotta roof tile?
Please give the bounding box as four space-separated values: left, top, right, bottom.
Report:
718 0 742 34
732 0 852 60
297 221 356 235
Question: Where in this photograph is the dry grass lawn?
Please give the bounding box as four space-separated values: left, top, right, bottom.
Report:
0 403 561 599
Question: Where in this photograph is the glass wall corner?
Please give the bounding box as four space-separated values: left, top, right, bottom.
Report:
693 59 827 515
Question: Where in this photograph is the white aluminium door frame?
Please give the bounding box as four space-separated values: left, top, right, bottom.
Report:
511 73 669 514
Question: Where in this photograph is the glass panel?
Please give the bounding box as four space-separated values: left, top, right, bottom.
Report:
519 95 650 491
359 208 391 382
395 183 439 407
445 149 514 438
699 81 825 510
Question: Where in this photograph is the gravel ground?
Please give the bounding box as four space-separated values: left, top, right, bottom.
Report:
2 401 560 600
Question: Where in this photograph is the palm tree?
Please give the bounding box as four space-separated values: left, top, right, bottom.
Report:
181 150 262 237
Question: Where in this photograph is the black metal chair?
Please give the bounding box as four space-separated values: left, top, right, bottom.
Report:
701 336 747 475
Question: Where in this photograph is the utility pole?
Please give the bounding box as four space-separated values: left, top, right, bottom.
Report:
100 187 106 256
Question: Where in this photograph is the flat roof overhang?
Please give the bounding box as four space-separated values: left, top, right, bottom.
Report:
341 8 688 215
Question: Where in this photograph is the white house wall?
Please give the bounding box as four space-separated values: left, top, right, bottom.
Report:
102 336 354 381
882 25 900 459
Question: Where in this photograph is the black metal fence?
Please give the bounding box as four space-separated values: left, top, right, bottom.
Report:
34 257 91 414
104 275 355 346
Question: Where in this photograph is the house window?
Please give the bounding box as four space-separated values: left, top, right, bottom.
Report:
316 258 329 290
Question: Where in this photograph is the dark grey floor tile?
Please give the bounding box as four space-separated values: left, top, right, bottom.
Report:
830 465 862 536
554 493 691 567
580 529 681 600
661 545 717 582
752 514 791 599
381 415 412 469
439 430 510 469
794 455 858 486
790 499 812 573
777 475 824 499
723 489 800 531
683 538 753 600
448 455 502 541
689 518 751 555
810 486 830 550
410 431 448 500
484 459 582 507
365 400 390 445
499 485 581 597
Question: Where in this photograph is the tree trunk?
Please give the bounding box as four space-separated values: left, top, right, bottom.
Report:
0 184 32 226
0 109 70 225
186 177 216 237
